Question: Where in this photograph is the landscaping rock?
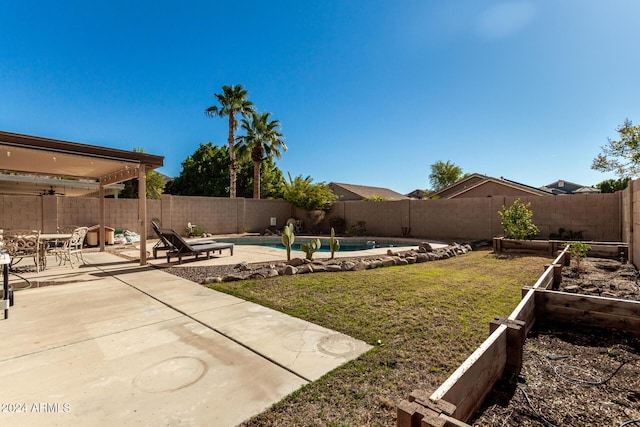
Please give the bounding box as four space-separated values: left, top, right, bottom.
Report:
369 260 383 269
297 264 313 274
341 261 356 271
312 264 328 273
223 273 247 282
381 258 396 267
419 242 434 252
352 261 370 271
170 242 474 284
416 253 429 263
234 261 251 271
265 269 279 278
283 265 298 275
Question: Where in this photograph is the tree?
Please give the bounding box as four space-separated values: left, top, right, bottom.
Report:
282 173 337 211
592 118 640 178
164 143 285 199
237 111 287 199
595 177 631 193
205 84 255 198
236 156 285 199
498 199 539 240
429 160 464 191
119 147 165 199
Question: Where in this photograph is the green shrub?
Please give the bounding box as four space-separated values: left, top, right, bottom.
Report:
568 241 591 271
498 199 539 240
282 173 338 212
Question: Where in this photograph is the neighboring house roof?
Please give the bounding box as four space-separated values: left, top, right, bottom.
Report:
329 182 410 201
540 180 601 195
430 173 553 199
406 189 427 199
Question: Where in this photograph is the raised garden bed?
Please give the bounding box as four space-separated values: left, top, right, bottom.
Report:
397 241 639 427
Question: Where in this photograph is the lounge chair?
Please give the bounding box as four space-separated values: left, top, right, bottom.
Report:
150 221 217 259
159 229 233 264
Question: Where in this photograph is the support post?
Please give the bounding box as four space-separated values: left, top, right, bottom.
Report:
138 165 147 265
489 317 525 374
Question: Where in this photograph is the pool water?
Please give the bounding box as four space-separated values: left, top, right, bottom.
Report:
216 237 419 252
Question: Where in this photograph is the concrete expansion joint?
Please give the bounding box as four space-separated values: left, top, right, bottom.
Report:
94 263 314 384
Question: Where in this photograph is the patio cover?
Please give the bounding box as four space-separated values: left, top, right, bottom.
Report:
0 130 164 265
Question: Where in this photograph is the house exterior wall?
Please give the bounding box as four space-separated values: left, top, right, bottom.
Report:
452 181 544 198
435 176 486 199
329 185 360 201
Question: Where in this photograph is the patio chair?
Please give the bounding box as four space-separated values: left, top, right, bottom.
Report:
150 221 217 259
159 229 233 264
54 226 89 268
3 229 41 272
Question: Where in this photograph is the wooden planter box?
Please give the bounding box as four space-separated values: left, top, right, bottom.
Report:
493 237 628 259
397 242 638 427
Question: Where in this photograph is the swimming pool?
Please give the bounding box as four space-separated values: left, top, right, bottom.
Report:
215 236 421 252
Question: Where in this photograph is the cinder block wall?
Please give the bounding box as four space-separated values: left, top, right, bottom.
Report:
0 192 627 244
157 195 292 236
628 180 640 266
510 193 621 242
0 195 42 231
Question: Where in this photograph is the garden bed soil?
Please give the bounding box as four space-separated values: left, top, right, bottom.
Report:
559 257 640 301
472 257 640 426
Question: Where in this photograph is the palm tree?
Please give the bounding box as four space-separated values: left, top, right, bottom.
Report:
237 111 287 199
205 84 254 198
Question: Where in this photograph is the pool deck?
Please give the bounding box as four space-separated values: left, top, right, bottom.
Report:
141 236 448 268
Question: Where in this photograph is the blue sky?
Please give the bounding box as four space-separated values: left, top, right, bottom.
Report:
2 1 639 194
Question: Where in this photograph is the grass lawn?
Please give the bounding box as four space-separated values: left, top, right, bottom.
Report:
208 249 550 426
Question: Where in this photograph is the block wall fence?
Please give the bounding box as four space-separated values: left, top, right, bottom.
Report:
1 183 638 264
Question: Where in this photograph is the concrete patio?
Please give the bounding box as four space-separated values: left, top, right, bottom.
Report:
0 251 371 426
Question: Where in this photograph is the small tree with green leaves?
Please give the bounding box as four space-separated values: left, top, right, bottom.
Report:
498 199 539 240
568 241 591 272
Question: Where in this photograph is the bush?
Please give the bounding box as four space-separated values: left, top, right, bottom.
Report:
568 241 591 271
282 174 338 212
498 199 539 240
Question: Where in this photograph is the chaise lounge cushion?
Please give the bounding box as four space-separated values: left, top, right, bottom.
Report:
159 229 233 264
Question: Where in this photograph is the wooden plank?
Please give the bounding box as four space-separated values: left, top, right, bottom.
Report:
508 289 536 336
500 240 550 252
430 325 507 422
531 265 554 290
552 246 570 266
537 289 640 316
536 290 640 334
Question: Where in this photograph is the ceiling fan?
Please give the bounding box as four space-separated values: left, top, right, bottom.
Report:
38 186 65 196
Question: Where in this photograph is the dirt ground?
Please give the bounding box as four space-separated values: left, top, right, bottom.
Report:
472 257 640 426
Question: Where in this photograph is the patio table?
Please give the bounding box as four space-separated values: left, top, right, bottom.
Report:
39 233 72 270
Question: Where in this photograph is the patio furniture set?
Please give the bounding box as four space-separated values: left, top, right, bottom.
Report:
1 226 89 273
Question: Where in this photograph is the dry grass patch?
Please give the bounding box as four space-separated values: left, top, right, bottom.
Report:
208 249 549 426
